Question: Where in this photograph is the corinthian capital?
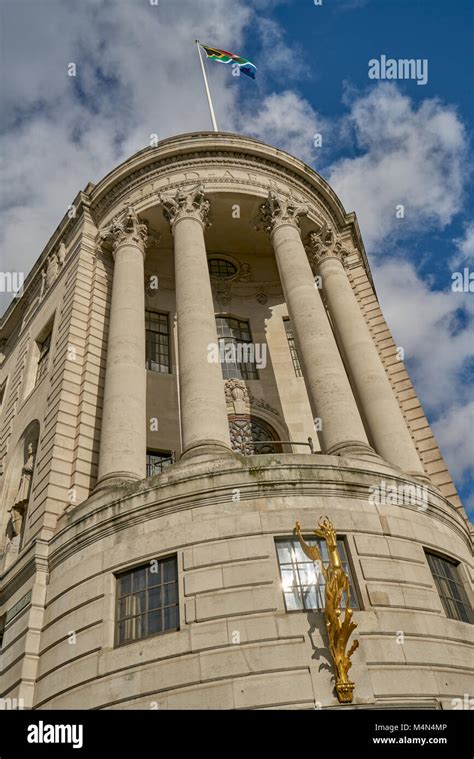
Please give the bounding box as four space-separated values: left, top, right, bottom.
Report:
160 184 211 230
306 222 349 268
257 191 308 235
101 207 150 255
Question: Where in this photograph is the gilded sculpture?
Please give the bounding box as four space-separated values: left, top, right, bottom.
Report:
295 517 359 703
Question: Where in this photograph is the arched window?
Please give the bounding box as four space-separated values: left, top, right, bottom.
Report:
208 258 237 279
229 415 282 455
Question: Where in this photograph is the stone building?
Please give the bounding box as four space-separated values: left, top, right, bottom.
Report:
0 132 472 710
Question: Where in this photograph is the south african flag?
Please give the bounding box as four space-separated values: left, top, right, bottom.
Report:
200 43 257 80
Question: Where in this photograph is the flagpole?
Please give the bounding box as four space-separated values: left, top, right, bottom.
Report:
195 40 219 132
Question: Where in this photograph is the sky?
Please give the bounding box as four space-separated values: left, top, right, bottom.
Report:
0 0 472 514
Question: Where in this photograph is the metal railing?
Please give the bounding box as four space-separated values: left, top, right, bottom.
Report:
146 452 176 478
245 437 315 454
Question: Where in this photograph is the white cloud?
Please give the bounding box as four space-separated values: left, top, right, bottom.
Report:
373 258 474 487
328 84 467 250
450 222 474 267
432 402 474 482
237 90 324 164
0 0 254 312
1 0 319 316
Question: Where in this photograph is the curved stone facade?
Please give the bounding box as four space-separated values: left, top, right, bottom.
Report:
0 132 472 710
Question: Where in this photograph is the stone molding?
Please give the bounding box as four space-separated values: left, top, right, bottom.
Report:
49 458 471 569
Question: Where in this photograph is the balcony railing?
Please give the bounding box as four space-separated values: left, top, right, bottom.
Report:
245 437 315 455
146 452 176 478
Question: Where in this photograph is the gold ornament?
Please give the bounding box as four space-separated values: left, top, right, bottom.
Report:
295 517 359 704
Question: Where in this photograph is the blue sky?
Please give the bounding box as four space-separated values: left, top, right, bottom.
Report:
0 0 472 513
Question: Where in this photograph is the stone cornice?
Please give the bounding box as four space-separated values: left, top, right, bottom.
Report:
48 457 472 569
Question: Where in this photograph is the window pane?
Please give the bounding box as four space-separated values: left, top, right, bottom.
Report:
276 537 358 612
134 615 146 639
148 586 162 610
134 591 146 615
119 574 131 597
301 586 318 610
163 558 177 583
164 583 178 606
133 569 146 592
276 542 293 564
164 605 179 630
285 591 304 611
148 610 163 635
147 563 161 585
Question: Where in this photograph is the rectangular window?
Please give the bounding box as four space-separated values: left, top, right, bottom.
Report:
146 450 174 477
216 316 258 380
426 552 473 623
116 556 179 646
276 537 358 612
0 614 5 650
283 318 302 377
35 331 52 386
145 311 170 373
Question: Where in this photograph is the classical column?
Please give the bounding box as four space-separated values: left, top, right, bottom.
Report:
308 227 425 476
160 185 232 459
259 192 374 458
96 208 149 486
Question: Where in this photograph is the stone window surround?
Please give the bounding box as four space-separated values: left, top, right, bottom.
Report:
425 550 473 624
101 551 186 652
114 554 180 647
20 312 56 407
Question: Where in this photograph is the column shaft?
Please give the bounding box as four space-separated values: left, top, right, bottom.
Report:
162 186 231 459
317 253 424 474
97 210 147 485
271 218 372 456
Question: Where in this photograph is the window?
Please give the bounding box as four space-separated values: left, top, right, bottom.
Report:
116 557 179 645
283 318 302 377
276 537 358 612
145 311 170 373
208 258 237 279
35 331 51 386
0 614 5 650
216 316 258 380
426 552 473 623
146 450 174 477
